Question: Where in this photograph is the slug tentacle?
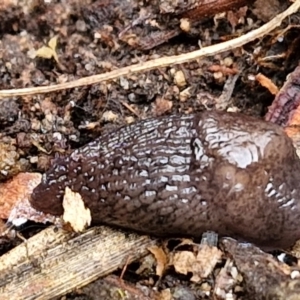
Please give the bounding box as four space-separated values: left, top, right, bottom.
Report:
30 111 300 249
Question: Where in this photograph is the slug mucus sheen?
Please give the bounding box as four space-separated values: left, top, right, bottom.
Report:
30 111 300 249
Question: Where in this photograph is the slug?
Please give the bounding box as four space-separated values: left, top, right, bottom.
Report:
30 111 300 249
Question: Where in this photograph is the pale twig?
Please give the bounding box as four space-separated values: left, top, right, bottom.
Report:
0 0 299 98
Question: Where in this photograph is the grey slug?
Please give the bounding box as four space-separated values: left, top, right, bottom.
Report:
30 110 300 249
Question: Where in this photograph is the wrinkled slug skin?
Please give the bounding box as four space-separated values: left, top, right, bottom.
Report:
30 111 300 248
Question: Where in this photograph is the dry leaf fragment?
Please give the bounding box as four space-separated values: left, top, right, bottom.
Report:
171 251 195 275
7 172 60 225
159 289 172 300
174 70 187 87
208 65 239 75
179 87 191 102
170 245 223 282
9 196 59 226
101 110 118 122
214 259 241 299
0 218 8 237
148 245 168 277
62 187 91 232
226 6 248 30
153 97 173 116
180 18 191 32
0 173 42 219
35 36 59 63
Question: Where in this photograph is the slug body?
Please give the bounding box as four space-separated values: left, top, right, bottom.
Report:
30 111 300 249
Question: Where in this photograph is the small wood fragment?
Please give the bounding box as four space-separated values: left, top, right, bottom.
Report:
0 226 157 300
221 238 300 300
265 65 300 126
181 0 252 20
